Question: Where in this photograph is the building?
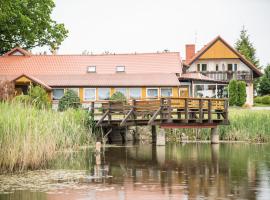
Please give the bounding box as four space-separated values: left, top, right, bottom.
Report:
0 36 262 107
182 36 262 105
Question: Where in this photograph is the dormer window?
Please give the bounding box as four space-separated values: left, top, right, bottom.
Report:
87 66 96 73
116 66 125 72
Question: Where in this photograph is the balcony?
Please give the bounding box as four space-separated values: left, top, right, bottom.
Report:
200 71 253 82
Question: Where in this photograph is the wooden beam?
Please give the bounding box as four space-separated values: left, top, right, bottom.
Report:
96 110 110 126
160 123 217 129
120 109 134 127
148 107 162 125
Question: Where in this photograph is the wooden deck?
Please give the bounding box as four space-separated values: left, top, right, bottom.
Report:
89 97 229 128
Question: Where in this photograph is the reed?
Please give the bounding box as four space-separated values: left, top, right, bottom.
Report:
0 102 93 172
166 108 270 142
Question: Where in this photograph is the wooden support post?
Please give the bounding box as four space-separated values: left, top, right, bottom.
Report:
152 125 157 143
184 98 188 123
208 99 212 123
211 127 219 144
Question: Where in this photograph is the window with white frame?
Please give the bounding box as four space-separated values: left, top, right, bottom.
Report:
233 64 238 71
129 88 141 99
194 84 227 98
115 88 128 97
84 88 96 101
116 66 125 72
98 88 110 100
87 66 96 73
161 88 172 97
147 88 159 98
52 89 64 100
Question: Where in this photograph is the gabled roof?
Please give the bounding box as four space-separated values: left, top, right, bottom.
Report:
185 36 263 77
3 47 32 56
11 74 52 90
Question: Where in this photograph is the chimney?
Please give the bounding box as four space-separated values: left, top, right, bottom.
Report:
185 44 195 63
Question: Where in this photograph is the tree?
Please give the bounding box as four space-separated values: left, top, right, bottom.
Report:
258 64 270 96
229 80 238 106
110 92 127 102
235 26 259 67
14 85 51 109
229 80 247 106
0 0 68 55
58 89 81 111
236 81 247 106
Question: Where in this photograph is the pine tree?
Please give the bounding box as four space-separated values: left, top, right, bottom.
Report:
259 64 270 96
235 27 260 68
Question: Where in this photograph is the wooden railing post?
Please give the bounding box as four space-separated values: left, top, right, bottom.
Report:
160 98 164 122
184 98 188 123
132 99 137 120
224 99 229 123
199 99 203 123
167 98 172 122
108 101 112 124
208 99 212 123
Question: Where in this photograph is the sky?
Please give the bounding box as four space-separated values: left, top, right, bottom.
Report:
37 0 270 66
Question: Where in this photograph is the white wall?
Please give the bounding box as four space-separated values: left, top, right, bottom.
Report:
188 59 252 72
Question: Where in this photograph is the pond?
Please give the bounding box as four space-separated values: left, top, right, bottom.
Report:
1 143 270 200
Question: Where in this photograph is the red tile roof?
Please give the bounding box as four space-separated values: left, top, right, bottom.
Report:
1 73 180 87
0 50 182 76
184 36 263 77
0 48 182 87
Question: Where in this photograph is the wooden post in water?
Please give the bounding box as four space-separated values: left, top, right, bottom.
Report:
210 127 219 144
152 125 157 143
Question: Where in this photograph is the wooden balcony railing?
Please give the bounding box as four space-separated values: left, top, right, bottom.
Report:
199 71 253 81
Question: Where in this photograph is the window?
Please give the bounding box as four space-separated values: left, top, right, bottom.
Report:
98 88 110 100
84 88 96 101
67 88 79 96
52 89 64 100
201 64 207 71
129 88 142 99
197 64 200 72
234 64 238 71
216 64 219 71
147 88 159 98
222 64 225 71
228 64 233 71
87 66 96 73
194 85 216 98
161 88 172 97
116 66 125 72
115 88 128 97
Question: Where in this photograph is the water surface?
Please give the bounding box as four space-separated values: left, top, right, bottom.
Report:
1 143 270 200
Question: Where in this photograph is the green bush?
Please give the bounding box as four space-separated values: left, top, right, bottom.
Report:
254 96 263 104
229 80 238 106
261 95 270 105
110 91 127 102
58 89 81 111
13 85 51 109
236 81 247 106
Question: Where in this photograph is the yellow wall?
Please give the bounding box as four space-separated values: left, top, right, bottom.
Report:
75 86 179 102
200 40 239 59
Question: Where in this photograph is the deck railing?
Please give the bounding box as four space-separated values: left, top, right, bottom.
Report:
89 97 229 127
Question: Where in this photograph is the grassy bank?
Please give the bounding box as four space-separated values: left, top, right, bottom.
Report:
0 102 93 172
167 108 270 142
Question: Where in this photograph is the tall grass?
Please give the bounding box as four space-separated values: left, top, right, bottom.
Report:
0 102 93 172
166 108 270 142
